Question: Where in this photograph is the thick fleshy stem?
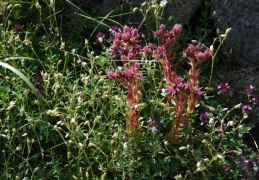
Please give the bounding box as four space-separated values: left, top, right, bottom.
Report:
153 24 182 85
185 44 211 114
166 90 188 144
107 25 145 134
166 43 211 144
107 62 144 135
126 79 139 134
157 53 176 86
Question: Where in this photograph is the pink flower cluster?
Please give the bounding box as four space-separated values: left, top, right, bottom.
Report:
105 23 213 143
184 43 211 88
144 24 182 61
166 76 204 100
217 82 230 94
242 85 259 114
110 25 142 62
154 24 182 46
107 63 145 85
143 24 183 85
183 44 211 61
107 25 145 134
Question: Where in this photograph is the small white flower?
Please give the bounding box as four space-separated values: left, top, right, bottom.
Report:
78 143 83 148
160 0 168 8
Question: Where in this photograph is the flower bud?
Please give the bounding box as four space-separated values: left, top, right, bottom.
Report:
202 139 208 144
67 151 72 158
209 118 214 125
233 150 242 155
160 0 168 8
172 24 182 36
85 171 89 178
210 45 213 52
225 28 231 34
234 103 242 109
35 1 41 9
7 4 13 10
179 146 187 150
220 32 228 38
133 7 138 13
227 121 234 126
141 2 147 7
191 40 198 44
34 167 39 173
216 154 224 159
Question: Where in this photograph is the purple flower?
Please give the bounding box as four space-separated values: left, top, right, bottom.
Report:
242 104 253 114
109 26 122 40
149 118 162 133
252 95 259 105
149 117 158 126
246 85 255 95
151 126 158 133
199 112 209 121
166 76 184 95
217 82 230 94
34 73 44 94
14 24 24 34
189 84 204 100
244 159 254 170
96 32 106 44
217 123 227 134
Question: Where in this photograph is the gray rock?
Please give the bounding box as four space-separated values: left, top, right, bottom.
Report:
130 0 203 23
81 0 202 24
211 0 259 67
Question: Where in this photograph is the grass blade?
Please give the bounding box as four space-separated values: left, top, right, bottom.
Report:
0 61 45 111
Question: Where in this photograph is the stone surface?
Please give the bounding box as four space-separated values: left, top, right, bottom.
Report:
81 0 202 24
211 0 259 67
131 0 203 23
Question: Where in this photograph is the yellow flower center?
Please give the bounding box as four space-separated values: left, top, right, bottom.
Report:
130 38 135 43
193 86 197 91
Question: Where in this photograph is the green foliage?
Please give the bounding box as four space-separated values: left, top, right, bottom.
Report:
0 0 258 179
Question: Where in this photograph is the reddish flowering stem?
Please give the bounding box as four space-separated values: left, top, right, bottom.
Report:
127 82 139 134
107 25 145 135
186 57 199 114
122 63 143 134
157 54 176 86
166 43 211 144
188 57 199 87
165 53 176 85
167 91 188 144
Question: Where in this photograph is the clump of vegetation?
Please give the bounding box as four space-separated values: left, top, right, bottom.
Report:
1 0 258 179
